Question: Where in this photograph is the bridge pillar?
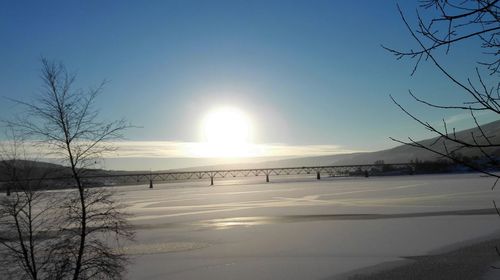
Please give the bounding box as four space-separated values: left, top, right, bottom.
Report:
4 183 10 196
210 176 214 186
364 170 369 178
266 174 269 183
316 172 321 180
149 179 153 188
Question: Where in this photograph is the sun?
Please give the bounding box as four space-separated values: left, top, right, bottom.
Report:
197 107 255 157
203 107 251 145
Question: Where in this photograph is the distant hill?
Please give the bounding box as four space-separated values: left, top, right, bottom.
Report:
0 160 137 181
330 119 500 166
0 160 69 181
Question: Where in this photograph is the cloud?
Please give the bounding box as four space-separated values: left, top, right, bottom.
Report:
109 141 360 158
0 140 362 160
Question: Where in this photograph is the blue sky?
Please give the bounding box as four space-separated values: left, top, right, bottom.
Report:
0 1 495 170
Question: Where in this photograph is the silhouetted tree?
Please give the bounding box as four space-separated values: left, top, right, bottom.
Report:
386 0 500 184
0 127 63 279
386 0 500 267
1 58 133 279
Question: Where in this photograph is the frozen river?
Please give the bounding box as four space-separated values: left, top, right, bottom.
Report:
113 173 500 279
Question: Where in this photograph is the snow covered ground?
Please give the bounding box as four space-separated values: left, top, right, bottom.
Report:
111 173 500 279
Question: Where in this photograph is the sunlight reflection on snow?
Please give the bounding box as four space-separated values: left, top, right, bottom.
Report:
195 216 275 230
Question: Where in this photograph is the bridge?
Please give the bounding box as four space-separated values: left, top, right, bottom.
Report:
127 163 415 187
1 163 416 195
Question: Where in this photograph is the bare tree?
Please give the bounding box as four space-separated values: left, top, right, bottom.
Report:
385 0 500 182
1 58 133 279
0 127 62 280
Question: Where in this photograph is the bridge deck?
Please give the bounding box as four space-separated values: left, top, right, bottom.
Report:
1 163 416 193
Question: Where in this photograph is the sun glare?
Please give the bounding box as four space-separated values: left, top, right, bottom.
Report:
196 107 256 158
203 107 250 145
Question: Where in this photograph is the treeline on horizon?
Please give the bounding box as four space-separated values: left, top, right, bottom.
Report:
373 154 500 176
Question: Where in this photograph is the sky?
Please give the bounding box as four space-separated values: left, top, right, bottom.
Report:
0 0 496 170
